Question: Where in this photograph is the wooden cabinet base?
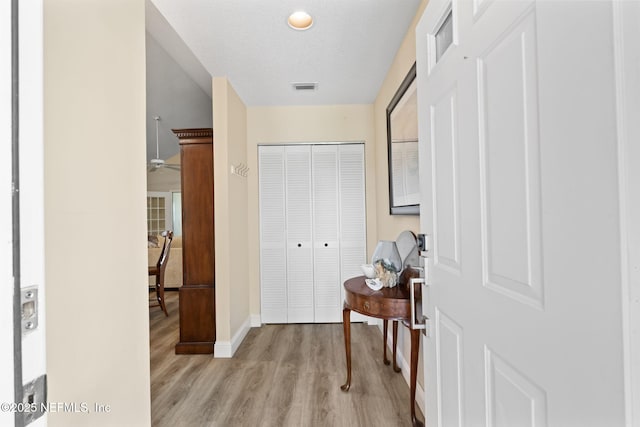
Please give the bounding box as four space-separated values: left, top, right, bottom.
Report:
175 286 215 355
175 341 214 354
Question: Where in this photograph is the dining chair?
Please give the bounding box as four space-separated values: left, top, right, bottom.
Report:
149 230 173 316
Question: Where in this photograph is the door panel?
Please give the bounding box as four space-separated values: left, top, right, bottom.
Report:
430 87 461 274
338 144 368 322
313 243 340 322
285 146 314 323
417 0 625 425
286 241 314 323
312 145 341 322
435 308 464 427
485 347 547 427
477 9 543 309
337 145 366 244
613 1 640 423
259 146 287 323
285 146 313 244
312 145 339 242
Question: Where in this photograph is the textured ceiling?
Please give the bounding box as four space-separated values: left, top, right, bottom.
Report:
148 0 422 107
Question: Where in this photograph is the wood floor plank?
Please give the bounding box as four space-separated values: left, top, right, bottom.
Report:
150 292 421 426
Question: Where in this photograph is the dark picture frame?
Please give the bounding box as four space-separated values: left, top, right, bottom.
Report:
386 63 419 215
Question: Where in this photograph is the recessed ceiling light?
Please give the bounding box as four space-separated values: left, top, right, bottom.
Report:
288 11 313 30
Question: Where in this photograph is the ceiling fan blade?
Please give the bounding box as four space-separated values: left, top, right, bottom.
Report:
147 163 180 172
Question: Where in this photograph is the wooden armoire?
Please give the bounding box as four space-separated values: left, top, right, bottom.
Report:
172 128 215 354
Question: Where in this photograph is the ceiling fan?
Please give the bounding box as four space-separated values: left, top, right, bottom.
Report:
148 116 180 172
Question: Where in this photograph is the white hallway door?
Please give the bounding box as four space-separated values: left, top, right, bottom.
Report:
417 1 626 426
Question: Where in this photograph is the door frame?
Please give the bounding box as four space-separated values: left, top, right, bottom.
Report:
614 1 640 425
3 1 47 426
0 1 17 424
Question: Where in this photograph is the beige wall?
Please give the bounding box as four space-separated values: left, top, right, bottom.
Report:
373 0 428 390
44 0 150 426
246 105 377 318
374 2 426 241
213 77 250 344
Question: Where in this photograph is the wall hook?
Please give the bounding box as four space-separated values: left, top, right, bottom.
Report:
231 162 249 178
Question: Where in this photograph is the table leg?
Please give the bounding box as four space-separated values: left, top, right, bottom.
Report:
410 327 424 427
383 320 390 365
340 306 352 392
393 320 401 373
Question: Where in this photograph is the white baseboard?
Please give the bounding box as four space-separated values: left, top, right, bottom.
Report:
214 315 252 358
381 325 425 415
250 314 262 327
213 342 232 358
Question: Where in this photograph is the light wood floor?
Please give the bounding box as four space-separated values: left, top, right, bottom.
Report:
150 292 421 427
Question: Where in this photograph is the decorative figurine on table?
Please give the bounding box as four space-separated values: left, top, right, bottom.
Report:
362 240 403 291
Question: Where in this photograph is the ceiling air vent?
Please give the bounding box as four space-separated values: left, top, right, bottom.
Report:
292 82 318 91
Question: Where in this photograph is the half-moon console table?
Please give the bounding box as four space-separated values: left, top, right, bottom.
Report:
341 275 424 427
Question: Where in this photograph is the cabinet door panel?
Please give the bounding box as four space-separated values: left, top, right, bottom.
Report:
181 143 214 286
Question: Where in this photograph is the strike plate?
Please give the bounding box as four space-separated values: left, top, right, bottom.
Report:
23 374 47 425
21 287 38 336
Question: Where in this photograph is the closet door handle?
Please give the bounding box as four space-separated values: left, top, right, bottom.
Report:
297 243 302 247
324 243 328 247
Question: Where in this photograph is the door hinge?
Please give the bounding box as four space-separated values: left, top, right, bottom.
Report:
21 286 38 336
22 374 47 425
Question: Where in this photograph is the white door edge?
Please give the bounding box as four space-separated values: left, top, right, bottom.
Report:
0 1 16 425
613 1 640 425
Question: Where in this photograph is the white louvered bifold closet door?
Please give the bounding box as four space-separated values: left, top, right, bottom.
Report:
338 144 368 322
258 146 287 323
259 143 366 324
284 146 314 323
312 145 341 322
